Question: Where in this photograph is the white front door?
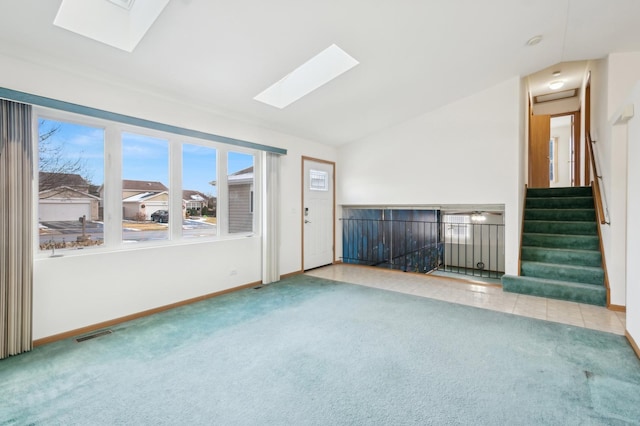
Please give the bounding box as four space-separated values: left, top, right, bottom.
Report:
303 158 334 270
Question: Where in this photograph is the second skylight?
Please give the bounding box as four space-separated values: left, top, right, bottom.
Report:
254 44 359 109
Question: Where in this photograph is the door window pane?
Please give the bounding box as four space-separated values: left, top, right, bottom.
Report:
183 144 217 238
122 132 169 242
38 119 104 252
310 169 329 191
228 152 254 234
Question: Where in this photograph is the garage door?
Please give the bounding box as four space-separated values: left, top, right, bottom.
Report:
39 201 91 222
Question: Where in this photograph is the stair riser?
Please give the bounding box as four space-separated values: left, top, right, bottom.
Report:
521 247 602 267
521 263 604 286
527 187 593 198
502 276 606 306
522 234 600 250
524 209 596 222
523 221 597 235
526 197 595 209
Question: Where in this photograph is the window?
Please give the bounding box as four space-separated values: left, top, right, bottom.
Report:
35 109 261 254
443 215 470 243
549 137 558 183
38 118 104 252
227 152 255 234
309 169 329 191
122 132 169 242
182 144 217 238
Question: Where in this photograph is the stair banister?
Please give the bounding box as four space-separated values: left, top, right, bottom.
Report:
586 132 610 225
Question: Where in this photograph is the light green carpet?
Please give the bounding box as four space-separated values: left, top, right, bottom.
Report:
1 275 639 425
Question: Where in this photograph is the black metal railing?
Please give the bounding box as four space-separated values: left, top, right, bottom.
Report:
342 218 440 273
341 218 504 279
441 221 505 279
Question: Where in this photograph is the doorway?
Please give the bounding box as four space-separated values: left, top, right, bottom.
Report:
550 114 575 187
302 157 335 271
529 108 581 188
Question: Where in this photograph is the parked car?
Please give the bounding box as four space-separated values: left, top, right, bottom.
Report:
151 210 169 223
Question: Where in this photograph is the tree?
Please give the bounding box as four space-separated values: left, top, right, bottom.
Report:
38 119 92 191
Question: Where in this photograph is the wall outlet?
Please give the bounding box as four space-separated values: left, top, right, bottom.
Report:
230 270 238 276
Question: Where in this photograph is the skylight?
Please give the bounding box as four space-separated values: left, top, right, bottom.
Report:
54 0 170 52
254 44 359 109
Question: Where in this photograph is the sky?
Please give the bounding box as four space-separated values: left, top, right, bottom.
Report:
39 119 253 196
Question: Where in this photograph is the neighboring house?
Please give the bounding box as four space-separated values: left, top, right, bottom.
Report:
98 180 169 220
123 191 169 220
39 186 100 222
182 190 209 216
228 167 253 233
38 172 100 221
122 180 168 199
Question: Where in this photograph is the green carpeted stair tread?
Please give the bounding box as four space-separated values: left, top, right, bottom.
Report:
523 220 597 235
522 233 600 250
526 196 595 209
526 186 593 198
501 274 606 306
514 187 605 306
524 208 596 222
521 246 602 267
520 261 604 286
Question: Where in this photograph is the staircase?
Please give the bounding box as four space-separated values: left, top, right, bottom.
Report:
502 186 607 306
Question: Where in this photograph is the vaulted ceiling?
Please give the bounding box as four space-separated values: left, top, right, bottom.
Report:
1 0 640 145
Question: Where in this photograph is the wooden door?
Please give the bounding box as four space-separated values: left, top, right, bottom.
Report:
529 112 551 188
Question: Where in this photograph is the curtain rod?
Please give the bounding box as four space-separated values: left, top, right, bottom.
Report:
0 87 287 155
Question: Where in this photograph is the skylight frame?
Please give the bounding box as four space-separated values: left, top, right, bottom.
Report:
54 0 169 52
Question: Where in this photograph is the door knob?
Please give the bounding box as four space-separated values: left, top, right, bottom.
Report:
305 220 312 224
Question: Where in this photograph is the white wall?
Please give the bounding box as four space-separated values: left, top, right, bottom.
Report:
338 77 522 275
607 54 640 309
589 54 640 307
1 51 337 339
623 82 640 352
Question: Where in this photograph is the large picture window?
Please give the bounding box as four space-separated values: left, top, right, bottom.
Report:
228 152 255 234
38 118 104 252
182 144 217 238
35 110 260 253
122 132 169 242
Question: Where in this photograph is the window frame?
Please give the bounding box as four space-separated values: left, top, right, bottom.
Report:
33 107 261 258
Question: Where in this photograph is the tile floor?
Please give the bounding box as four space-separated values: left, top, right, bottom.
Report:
305 264 627 335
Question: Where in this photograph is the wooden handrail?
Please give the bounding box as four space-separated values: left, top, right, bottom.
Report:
586 132 609 225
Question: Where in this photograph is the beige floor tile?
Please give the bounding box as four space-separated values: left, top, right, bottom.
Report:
305 264 626 335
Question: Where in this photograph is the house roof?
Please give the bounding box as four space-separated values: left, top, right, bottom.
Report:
122 180 168 192
182 190 209 202
2 2 640 145
39 186 100 200
123 191 168 203
230 166 253 177
39 172 88 190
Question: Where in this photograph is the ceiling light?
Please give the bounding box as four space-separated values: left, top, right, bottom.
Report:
549 80 565 90
471 213 486 222
535 89 577 103
254 44 359 109
526 35 543 46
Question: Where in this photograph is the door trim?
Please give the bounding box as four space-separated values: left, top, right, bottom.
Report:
301 156 336 272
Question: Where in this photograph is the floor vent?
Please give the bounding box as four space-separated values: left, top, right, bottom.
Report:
75 330 113 343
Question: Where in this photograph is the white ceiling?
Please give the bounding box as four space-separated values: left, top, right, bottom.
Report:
1 0 640 146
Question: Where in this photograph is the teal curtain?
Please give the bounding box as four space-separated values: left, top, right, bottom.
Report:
0 99 33 358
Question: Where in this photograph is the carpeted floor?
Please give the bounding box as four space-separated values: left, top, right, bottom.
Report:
1 275 639 425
